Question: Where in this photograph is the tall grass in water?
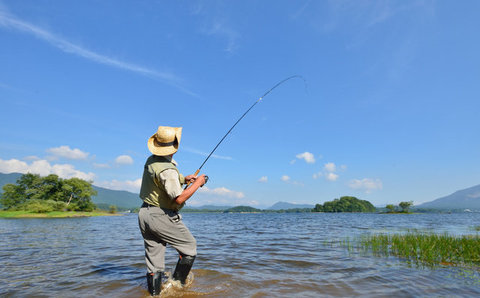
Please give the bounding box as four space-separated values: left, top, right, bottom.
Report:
359 232 480 268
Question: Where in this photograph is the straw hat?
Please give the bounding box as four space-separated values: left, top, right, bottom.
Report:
148 126 182 156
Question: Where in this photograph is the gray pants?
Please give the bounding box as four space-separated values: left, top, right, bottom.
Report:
138 206 196 273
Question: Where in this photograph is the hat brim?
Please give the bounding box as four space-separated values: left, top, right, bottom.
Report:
147 127 182 156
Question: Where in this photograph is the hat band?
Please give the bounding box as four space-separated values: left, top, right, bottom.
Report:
154 138 176 147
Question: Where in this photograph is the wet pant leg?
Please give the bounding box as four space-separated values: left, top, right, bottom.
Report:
138 206 196 273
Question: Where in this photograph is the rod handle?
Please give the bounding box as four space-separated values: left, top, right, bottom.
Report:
184 169 200 189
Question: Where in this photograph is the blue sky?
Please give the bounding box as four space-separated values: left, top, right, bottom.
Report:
1 0 479 208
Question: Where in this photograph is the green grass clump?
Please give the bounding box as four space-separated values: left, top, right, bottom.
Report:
358 232 480 268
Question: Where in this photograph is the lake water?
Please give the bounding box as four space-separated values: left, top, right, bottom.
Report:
1 212 480 297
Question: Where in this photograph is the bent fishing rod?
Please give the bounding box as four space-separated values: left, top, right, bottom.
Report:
185 75 306 188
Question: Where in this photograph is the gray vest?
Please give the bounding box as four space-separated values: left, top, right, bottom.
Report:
139 155 185 210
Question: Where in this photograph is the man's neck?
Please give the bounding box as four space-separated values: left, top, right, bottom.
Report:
155 154 176 165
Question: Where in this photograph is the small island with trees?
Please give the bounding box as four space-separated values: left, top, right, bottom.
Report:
0 173 115 218
313 196 376 213
384 201 414 213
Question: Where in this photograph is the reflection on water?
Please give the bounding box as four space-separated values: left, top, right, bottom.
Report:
1 213 479 297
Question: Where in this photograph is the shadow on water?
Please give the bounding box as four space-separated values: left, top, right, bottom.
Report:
87 263 141 279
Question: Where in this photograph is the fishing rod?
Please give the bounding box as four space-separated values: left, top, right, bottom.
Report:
185 75 306 188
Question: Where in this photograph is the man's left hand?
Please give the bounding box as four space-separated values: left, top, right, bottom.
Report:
184 174 197 184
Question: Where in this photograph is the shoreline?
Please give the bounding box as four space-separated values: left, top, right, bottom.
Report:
0 210 123 218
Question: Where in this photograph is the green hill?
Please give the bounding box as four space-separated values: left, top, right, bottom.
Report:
268 201 314 210
418 184 480 210
91 186 140 209
0 173 22 192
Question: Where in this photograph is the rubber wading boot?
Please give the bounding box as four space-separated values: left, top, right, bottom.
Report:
172 255 196 285
146 272 162 296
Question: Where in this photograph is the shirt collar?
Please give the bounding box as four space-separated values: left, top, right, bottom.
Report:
161 155 177 166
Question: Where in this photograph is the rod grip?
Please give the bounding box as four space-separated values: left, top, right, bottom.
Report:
184 169 200 189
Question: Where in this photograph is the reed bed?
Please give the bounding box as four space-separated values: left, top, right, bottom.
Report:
357 232 480 268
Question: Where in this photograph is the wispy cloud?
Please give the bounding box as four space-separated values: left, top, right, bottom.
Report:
258 176 268 183
93 163 111 169
313 171 339 181
321 0 435 46
296 152 316 164
192 185 261 207
114 155 134 166
23 155 41 161
95 178 142 193
323 0 413 32
198 186 245 199
205 20 240 53
192 3 240 54
0 158 95 181
182 146 232 160
325 172 339 181
46 145 89 161
324 162 336 172
0 8 197 96
290 0 312 20
280 175 304 186
313 162 345 181
348 178 383 193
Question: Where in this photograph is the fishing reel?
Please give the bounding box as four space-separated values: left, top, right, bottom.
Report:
201 175 209 187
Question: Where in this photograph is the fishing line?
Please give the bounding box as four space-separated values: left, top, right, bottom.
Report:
186 75 307 187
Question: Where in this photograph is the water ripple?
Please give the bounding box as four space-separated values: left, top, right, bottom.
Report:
1 213 480 297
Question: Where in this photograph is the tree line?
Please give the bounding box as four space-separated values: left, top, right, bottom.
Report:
1 173 97 212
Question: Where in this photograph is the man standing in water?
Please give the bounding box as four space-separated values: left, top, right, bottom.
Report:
138 126 206 296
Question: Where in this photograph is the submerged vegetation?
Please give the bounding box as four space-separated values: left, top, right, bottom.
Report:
351 232 480 269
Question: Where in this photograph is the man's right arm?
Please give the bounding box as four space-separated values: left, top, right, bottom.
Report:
174 174 206 205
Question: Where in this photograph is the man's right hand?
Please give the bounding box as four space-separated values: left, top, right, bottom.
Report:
196 174 206 187
175 174 207 205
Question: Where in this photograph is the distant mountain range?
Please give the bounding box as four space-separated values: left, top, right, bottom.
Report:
186 202 314 211
186 205 233 210
267 201 315 210
417 184 480 210
0 172 21 188
2 172 480 211
92 186 140 209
